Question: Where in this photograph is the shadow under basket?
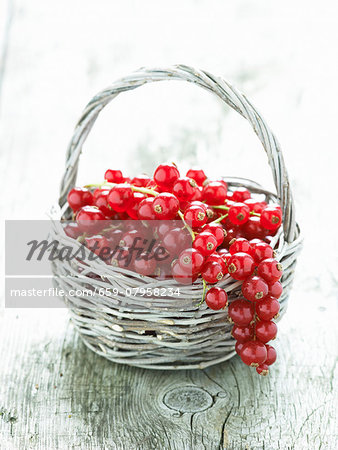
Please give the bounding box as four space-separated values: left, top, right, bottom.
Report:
51 65 302 370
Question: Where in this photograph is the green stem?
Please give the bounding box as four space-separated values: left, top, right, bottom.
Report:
212 213 228 224
178 210 195 242
196 279 208 307
212 205 230 211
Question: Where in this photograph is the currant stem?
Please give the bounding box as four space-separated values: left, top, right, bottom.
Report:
177 210 195 241
212 205 230 211
196 279 208 307
211 213 228 224
84 181 159 197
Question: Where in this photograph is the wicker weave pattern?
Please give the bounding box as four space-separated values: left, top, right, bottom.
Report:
52 65 302 369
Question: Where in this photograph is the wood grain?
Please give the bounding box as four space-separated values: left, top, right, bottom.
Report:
1 0 338 448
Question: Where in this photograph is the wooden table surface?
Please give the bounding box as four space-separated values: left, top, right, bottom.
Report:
1 1 337 448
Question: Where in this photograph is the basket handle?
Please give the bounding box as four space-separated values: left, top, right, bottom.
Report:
59 64 297 242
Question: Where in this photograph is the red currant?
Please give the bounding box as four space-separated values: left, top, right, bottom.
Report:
228 299 254 326
193 232 218 257
240 341 267 367
242 275 269 302
244 199 267 214
242 216 268 240
235 341 244 355
85 235 111 260
134 254 157 276
153 163 180 190
205 253 227 274
255 320 277 343
172 177 199 201
227 252 255 280
260 205 282 231
108 185 133 212
104 169 124 183
250 241 274 263
257 258 283 282
256 364 269 376
76 206 106 233
231 324 254 343
131 175 151 187
153 193 179 220
255 295 280 321
228 202 250 225
202 223 225 246
268 280 283 299
201 261 224 283
184 205 207 228
126 192 146 219
186 168 207 186
205 287 228 310
203 181 228 205
162 228 191 255
67 187 93 212
172 260 197 285
93 189 112 217
265 344 277 365
137 197 157 220
218 249 231 272
178 248 204 274
229 238 252 255
63 222 82 239
232 187 251 203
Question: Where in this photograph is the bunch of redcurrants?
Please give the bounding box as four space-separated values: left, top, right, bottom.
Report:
66 163 283 375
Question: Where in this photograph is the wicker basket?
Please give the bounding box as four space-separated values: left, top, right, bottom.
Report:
51 65 302 370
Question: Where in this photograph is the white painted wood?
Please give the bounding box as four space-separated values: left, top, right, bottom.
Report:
1 0 337 448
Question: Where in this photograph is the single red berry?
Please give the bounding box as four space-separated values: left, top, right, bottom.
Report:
228 299 254 326
126 192 146 219
244 199 267 214
111 246 136 269
93 189 112 217
232 187 251 203
76 206 106 233
186 168 207 186
229 238 252 255
134 254 157 276
184 205 207 228
178 248 204 274
153 193 180 220
218 249 231 272
107 228 123 247
222 227 244 248
240 340 267 367
250 241 274 263
172 260 197 285
205 287 228 310
67 187 93 212
256 364 269 376
203 181 228 205
242 216 269 240
202 223 226 246
256 295 280 321
205 253 227 274
257 258 283 282
119 229 144 249
192 186 203 201
260 205 282 231
255 320 277 343
85 235 111 260
63 222 82 239
162 228 191 255
108 185 133 212
172 177 199 201
193 231 218 257
242 275 269 302
232 324 254 343
265 344 277 365
268 280 283 299
153 163 180 190
235 341 244 355
137 197 157 220
228 202 250 225
201 261 224 283
131 174 151 187
227 252 255 280
104 169 124 183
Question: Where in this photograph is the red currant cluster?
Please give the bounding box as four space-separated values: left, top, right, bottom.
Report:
65 163 283 375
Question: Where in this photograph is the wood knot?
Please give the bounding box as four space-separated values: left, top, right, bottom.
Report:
163 386 213 413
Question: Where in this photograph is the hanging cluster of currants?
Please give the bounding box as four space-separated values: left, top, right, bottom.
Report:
66 163 283 375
